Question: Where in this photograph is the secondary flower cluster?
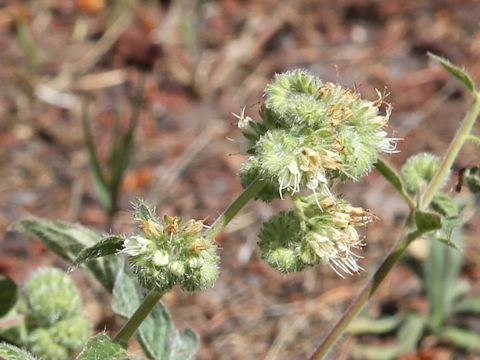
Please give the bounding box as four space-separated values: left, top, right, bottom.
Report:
237 70 397 275
258 195 374 276
8 268 92 360
121 201 219 292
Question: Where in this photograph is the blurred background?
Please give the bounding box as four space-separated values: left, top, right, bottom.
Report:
1 0 480 359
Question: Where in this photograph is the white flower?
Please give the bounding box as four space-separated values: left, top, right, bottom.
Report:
233 106 253 129
121 235 152 256
152 250 170 267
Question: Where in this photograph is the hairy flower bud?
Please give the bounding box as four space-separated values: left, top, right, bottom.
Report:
401 153 444 194
238 69 398 202
48 315 92 351
24 268 82 326
25 329 68 360
258 195 373 276
123 201 220 292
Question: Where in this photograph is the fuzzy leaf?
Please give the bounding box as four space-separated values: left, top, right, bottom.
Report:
438 326 480 353
71 236 124 269
112 264 171 359
431 194 459 218
167 329 199 360
0 343 36 360
414 211 442 233
375 159 415 210
112 264 199 360
15 218 120 291
75 333 131 360
453 295 480 315
0 276 18 317
428 53 476 94
348 315 403 335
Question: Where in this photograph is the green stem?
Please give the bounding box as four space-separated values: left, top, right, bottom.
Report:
114 290 163 346
205 177 265 241
309 93 480 359
114 177 265 346
308 228 423 360
467 134 480 146
421 94 480 209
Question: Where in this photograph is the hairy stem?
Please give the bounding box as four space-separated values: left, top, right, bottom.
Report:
308 228 422 359
421 93 480 209
114 177 265 346
205 177 265 241
309 93 480 359
114 290 163 346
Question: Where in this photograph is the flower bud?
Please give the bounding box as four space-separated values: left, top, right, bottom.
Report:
25 328 68 360
126 200 220 292
152 250 170 267
401 153 444 195
169 261 185 277
48 315 91 351
24 268 82 326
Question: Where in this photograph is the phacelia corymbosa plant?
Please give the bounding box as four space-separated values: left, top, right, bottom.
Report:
3 53 479 360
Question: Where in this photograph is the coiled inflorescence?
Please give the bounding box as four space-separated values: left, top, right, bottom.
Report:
237 70 398 275
120 201 219 292
19 268 92 360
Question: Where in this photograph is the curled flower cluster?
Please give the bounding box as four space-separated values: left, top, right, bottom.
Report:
236 70 396 274
121 201 219 292
401 153 443 195
5 268 92 360
258 195 374 276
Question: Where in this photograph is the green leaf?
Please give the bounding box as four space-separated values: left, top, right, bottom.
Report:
414 211 442 233
15 218 120 292
425 229 464 330
453 295 480 315
75 333 131 360
71 236 124 269
112 264 171 359
351 344 400 360
431 193 459 218
112 264 199 360
375 159 415 210
348 315 403 335
0 276 18 317
167 329 199 360
438 326 480 353
0 343 36 360
395 314 426 353
82 103 112 212
428 53 476 94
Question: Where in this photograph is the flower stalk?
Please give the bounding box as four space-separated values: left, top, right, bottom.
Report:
114 290 163 346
